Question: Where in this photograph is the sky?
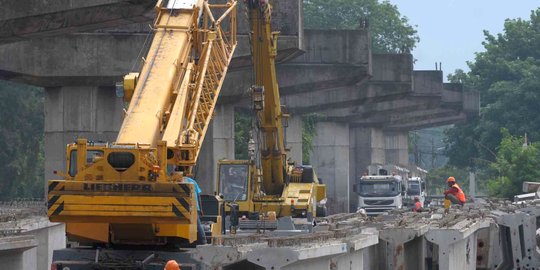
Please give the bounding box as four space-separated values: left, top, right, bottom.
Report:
387 0 539 79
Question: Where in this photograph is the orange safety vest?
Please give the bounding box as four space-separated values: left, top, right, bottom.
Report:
452 183 466 203
414 201 422 212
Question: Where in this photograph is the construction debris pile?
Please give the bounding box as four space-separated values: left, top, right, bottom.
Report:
0 199 46 237
196 199 540 270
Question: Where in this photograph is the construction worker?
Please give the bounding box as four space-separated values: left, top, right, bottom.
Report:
182 176 207 244
413 197 423 212
164 260 180 270
444 176 466 206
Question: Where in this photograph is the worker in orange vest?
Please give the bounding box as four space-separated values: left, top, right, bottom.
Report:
443 176 466 206
164 260 180 270
413 197 423 212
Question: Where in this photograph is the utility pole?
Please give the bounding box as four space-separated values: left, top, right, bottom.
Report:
431 137 435 170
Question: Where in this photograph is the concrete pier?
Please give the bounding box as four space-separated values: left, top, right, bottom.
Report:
196 105 236 192
311 122 350 214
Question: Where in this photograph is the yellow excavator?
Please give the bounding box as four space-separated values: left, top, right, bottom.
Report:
47 0 237 255
216 0 327 231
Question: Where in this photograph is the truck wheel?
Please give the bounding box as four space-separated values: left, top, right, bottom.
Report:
316 205 327 217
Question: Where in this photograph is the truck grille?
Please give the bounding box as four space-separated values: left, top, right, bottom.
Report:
363 199 394 206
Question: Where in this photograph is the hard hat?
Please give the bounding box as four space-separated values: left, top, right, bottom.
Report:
447 176 456 183
164 260 180 270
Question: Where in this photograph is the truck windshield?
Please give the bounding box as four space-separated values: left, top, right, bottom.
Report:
358 180 399 197
219 164 249 201
407 182 421 196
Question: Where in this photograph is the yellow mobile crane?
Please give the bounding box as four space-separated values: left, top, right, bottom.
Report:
217 0 327 228
47 0 237 255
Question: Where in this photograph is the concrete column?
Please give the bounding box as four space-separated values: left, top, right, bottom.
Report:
349 127 385 211
44 86 123 190
311 122 349 214
383 131 409 167
285 115 303 164
196 105 235 194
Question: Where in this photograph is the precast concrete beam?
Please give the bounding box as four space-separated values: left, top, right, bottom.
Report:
0 0 155 44
490 210 540 269
320 96 440 121
194 244 264 269
0 235 37 252
0 34 301 87
379 225 429 270
348 108 458 127
0 235 38 270
219 63 367 104
425 219 490 270
285 82 411 115
475 224 509 270
247 234 378 270
384 112 467 131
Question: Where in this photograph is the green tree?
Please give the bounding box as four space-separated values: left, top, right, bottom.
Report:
426 166 469 196
303 0 419 53
445 9 540 170
234 110 253 160
0 81 44 200
486 129 540 198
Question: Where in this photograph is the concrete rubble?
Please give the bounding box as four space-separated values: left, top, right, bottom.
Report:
193 200 540 270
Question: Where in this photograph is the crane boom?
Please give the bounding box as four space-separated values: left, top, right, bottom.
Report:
248 0 286 195
47 0 237 245
214 1 326 225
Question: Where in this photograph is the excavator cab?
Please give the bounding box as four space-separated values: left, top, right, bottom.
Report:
217 160 255 213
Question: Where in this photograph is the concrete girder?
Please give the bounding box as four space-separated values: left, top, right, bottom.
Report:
321 96 442 122
0 0 303 44
246 234 378 270
194 244 263 269
347 108 460 127
0 0 155 44
218 63 368 104
425 219 490 270
0 34 300 87
490 210 540 269
284 82 412 115
384 113 468 131
379 225 429 270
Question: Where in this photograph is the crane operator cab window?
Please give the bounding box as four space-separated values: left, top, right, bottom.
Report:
219 164 249 201
68 150 104 177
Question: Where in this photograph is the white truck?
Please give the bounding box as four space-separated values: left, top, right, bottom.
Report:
404 176 427 207
354 165 408 216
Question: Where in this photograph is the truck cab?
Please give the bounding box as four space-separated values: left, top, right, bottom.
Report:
354 174 404 216
405 177 427 207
